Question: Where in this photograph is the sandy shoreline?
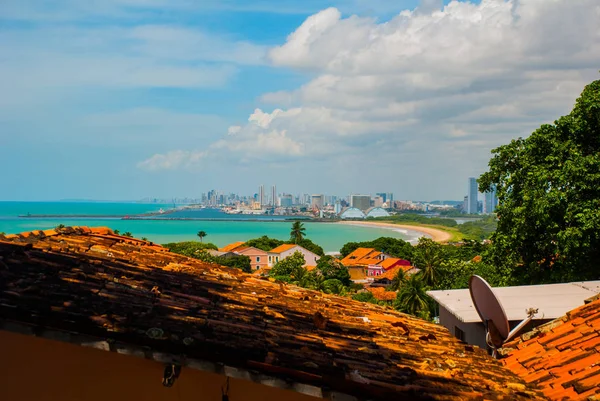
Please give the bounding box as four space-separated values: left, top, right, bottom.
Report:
337 221 452 243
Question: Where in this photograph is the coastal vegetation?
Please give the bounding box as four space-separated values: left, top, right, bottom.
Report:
197 230 207 243
340 237 414 260
480 78 600 285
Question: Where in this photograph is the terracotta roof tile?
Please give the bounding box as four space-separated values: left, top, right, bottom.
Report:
502 296 600 400
269 244 298 254
366 287 397 301
341 248 381 266
218 241 246 252
0 227 545 400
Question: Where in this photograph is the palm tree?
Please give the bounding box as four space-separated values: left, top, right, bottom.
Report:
123 232 133 238
197 230 207 243
389 269 407 291
394 274 430 317
290 221 306 244
414 238 443 288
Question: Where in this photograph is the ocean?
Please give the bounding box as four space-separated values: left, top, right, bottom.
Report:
0 202 422 253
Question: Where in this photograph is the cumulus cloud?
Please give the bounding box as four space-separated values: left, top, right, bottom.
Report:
226 1 599 178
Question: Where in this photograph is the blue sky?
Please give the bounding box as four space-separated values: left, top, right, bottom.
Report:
1 0 598 201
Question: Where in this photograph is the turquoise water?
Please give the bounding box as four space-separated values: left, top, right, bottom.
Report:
0 202 421 252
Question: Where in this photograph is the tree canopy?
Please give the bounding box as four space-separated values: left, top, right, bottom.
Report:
339 237 414 260
315 255 351 285
479 79 600 284
243 235 324 256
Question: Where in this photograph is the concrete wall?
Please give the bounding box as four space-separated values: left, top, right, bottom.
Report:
438 306 488 350
237 247 269 271
0 330 316 401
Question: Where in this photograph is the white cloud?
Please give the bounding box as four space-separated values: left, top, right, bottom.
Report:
137 150 208 171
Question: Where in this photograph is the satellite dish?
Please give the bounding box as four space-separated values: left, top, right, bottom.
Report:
469 275 538 358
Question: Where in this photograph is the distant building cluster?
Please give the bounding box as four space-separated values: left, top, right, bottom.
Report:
462 178 498 215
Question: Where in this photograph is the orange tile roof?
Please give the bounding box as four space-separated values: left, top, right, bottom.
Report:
269 244 298 254
367 287 398 301
501 295 600 400
377 266 404 281
341 248 382 266
378 258 401 270
0 227 545 401
219 241 246 252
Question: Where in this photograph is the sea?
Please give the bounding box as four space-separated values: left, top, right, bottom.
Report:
0 202 424 253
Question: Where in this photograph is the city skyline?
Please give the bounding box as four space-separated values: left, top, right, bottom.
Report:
2 1 598 201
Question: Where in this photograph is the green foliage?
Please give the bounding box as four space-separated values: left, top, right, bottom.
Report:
55 224 66 230
377 214 458 228
197 230 207 242
216 254 251 273
389 269 407 291
295 238 325 256
141 237 148 241
352 291 380 305
315 255 351 285
243 235 324 256
457 216 498 240
123 232 133 238
479 79 600 284
245 236 284 252
163 241 218 257
290 221 306 243
412 238 444 287
339 237 414 260
113 229 120 235
269 251 306 279
394 274 431 319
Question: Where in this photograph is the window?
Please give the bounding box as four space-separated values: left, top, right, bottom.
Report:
454 326 465 342
256 256 260 262
268 256 272 262
256 266 260 270
276 257 279 262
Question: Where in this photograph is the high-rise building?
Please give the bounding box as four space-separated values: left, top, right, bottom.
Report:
467 178 479 214
311 194 324 209
280 194 293 208
484 185 498 214
373 196 384 208
259 185 265 206
350 195 371 211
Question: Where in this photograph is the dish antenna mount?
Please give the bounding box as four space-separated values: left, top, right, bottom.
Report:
468 275 538 358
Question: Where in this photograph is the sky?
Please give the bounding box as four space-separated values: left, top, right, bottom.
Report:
1 0 599 201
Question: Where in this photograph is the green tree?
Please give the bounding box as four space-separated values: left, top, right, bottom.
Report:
269 251 306 281
389 269 407 291
352 291 380 305
413 238 444 287
394 274 430 318
245 236 285 252
295 238 325 256
315 255 351 285
113 229 120 235
55 224 66 230
197 230 207 243
479 79 600 284
216 254 251 273
290 221 306 244
123 232 133 238
163 241 218 257
340 237 413 260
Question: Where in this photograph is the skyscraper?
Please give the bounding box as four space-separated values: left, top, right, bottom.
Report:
311 194 324 209
350 195 371 211
467 178 479 214
484 185 498 214
271 185 277 206
259 185 265 206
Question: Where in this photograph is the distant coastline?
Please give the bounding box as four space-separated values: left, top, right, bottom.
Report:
337 221 452 243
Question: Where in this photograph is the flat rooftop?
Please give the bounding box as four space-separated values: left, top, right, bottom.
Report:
427 281 600 323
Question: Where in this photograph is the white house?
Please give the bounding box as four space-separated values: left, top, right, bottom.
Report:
268 244 321 268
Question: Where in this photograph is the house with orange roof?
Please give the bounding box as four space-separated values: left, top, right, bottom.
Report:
500 294 600 400
268 244 320 268
341 247 389 267
218 241 246 253
367 257 411 277
232 246 269 271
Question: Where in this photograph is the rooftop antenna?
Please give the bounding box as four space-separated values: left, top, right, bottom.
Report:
468 275 538 358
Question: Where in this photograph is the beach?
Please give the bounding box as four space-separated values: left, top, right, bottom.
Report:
337 221 452 243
